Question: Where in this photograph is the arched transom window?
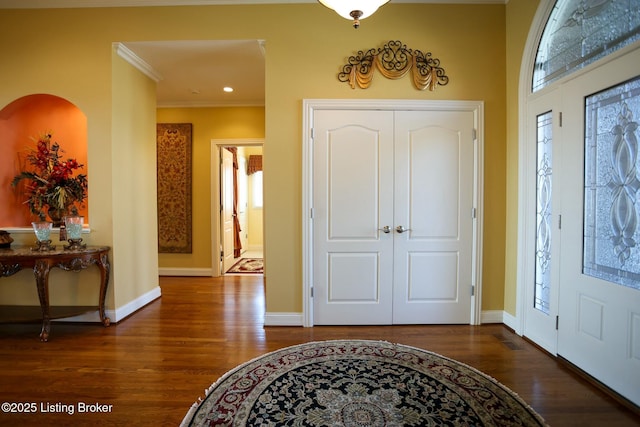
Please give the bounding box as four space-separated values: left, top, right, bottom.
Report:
533 0 640 92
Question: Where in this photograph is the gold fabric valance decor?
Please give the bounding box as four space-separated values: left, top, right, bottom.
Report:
247 155 263 175
338 40 449 91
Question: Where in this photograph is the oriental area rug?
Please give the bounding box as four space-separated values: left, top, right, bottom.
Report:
180 340 547 427
157 123 192 253
226 258 263 274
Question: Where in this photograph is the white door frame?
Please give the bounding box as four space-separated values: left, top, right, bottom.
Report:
302 99 485 327
211 138 264 277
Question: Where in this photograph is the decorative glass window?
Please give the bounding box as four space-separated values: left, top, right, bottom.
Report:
583 75 640 291
252 171 263 209
535 111 554 313
533 0 640 92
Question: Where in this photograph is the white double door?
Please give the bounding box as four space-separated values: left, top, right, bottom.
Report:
312 108 476 325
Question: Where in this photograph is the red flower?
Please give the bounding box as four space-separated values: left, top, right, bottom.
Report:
11 132 88 219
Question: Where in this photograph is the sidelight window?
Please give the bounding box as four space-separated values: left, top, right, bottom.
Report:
535 111 554 313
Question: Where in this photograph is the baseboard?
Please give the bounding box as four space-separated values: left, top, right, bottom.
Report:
480 310 505 324
158 268 213 277
264 312 304 326
112 286 162 322
501 311 518 332
266 311 512 328
56 286 162 324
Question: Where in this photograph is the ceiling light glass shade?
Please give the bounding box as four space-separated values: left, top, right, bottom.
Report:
318 0 390 28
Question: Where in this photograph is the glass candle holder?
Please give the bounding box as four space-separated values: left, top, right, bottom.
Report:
64 215 84 240
32 221 53 242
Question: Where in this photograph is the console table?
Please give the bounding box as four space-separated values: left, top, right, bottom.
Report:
0 246 111 341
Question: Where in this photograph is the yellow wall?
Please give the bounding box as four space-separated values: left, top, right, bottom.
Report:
156 107 265 269
111 48 160 309
0 3 518 318
504 0 541 315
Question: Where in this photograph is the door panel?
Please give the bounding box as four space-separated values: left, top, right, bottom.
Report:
328 253 380 302
393 111 474 324
313 110 394 324
407 252 459 300
327 127 382 240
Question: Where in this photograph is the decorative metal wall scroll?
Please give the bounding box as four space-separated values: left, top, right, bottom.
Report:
338 40 449 91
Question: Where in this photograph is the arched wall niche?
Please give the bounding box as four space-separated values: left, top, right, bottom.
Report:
0 94 89 227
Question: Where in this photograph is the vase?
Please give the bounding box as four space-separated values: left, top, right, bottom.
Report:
47 207 66 227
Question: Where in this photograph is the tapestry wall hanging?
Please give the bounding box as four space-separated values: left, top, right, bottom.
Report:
157 123 192 253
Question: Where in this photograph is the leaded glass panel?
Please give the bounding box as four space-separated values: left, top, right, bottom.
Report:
535 111 553 313
533 0 640 92
583 75 640 291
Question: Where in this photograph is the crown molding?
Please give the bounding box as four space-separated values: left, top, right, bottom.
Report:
0 0 507 9
114 43 163 83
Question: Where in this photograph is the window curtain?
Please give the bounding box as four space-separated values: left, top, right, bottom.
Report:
225 147 242 258
247 155 262 175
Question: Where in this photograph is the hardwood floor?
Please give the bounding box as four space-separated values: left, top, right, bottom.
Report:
0 275 638 426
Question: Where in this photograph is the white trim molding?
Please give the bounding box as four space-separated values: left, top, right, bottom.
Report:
57 285 161 323
158 268 213 277
111 286 162 322
302 99 484 328
0 1 508 9
264 312 304 327
114 43 163 82
264 311 509 328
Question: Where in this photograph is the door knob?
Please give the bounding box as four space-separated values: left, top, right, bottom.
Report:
379 226 391 234
395 225 411 233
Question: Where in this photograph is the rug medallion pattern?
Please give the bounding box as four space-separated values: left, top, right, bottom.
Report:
227 258 263 274
182 340 547 426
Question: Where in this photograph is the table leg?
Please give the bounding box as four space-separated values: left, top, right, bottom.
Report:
97 251 111 327
34 259 51 342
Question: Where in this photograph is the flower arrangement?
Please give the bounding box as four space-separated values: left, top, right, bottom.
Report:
11 132 87 222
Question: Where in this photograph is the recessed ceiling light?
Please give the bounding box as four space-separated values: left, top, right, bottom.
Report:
223 87 234 93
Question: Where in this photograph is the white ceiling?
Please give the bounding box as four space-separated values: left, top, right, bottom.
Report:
1 0 505 107
120 40 266 107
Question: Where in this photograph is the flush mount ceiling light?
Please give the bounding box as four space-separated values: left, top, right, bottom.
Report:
318 0 390 29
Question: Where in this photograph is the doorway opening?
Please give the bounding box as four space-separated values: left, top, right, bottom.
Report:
212 139 264 277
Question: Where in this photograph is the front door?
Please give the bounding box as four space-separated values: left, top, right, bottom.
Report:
557 48 640 406
312 106 477 325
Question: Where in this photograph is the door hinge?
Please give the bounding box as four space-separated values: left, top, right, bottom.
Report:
310 208 314 219
559 112 563 127
471 285 475 296
310 287 314 298
472 128 477 141
558 214 562 230
472 207 477 219
310 128 315 140
220 250 224 262
555 315 559 330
